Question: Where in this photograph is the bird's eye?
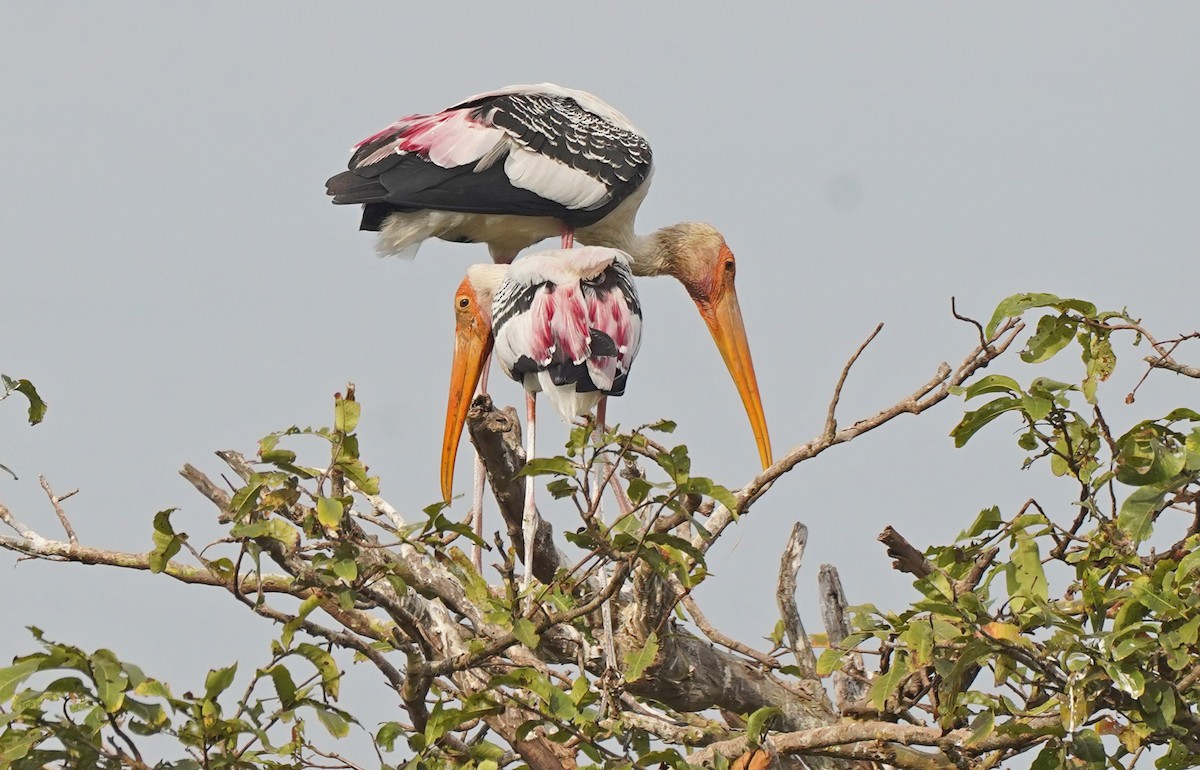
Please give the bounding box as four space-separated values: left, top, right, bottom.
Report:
723 259 735 274
457 297 470 309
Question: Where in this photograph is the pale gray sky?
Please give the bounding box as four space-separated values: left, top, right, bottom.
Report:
3 3 1199 761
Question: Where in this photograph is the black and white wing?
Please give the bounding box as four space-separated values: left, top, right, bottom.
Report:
326 84 653 231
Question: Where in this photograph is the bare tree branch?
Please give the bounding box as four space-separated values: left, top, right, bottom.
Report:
818 564 868 709
38 476 78 548
687 715 1061 769
684 594 780 670
465 394 561 583
697 318 1023 552
878 526 933 579
776 523 816 677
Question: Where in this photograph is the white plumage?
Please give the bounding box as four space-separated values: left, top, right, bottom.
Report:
491 248 641 421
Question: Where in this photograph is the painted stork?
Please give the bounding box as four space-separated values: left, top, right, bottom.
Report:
441 248 641 594
326 83 772 470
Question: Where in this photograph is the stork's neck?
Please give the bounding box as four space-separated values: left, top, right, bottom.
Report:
620 232 671 278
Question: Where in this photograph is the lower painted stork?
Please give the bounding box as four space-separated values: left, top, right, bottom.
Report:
327 84 771 470
441 248 641 596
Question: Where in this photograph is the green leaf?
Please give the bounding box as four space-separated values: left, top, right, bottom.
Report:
986 293 1063 337
1165 408 1200 423
1131 576 1182 617
1081 332 1116 404
951 397 1023 448
512 619 539 649
313 704 352 738
708 483 738 512
0 725 46 762
337 457 380 495
745 706 782 746
90 649 128 713
295 643 341 700
1186 428 1200 471
869 653 909 711
1020 314 1077 364
959 505 1002 539
331 557 357 583
517 457 575 477
985 293 1095 337
1100 660 1145 698
228 476 267 522
546 478 575 499
149 508 185 574
134 678 172 700
334 398 360 434
962 374 1023 400
2 376 48 425
316 496 345 528
1030 743 1063 770
0 658 44 701
627 477 654 504
283 595 321 649
1115 425 1187 486
1118 484 1171 544
258 434 299 466
377 721 405 752
963 711 995 747
265 665 296 708
204 663 238 700
816 647 847 676
658 445 692 483
230 518 300 550
646 419 677 433
1020 393 1052 422
1008 530 1048 608
424 509 486 547
1069 729 1105 762
643 532 706 564
623 633 658 682
902 621 935 667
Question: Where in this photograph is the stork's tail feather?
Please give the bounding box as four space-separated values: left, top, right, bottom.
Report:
325 171 388 205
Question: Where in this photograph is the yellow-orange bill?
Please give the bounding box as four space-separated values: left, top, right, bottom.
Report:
440 297 494 501
698 286 773 469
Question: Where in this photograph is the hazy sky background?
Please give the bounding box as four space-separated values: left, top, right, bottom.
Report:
3 3 1199 762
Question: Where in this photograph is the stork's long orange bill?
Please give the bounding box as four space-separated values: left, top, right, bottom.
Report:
440 286 494 501
697 285 773 470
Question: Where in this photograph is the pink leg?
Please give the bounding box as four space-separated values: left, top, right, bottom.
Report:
596 398 634 517
593 398 619 671
521 392 538 601
560 224 575 249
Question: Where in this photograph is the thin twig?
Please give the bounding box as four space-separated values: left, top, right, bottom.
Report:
684 594 779 669
951 297 988 350
824 323 885 441
38 476 78 548
180 463 234 522
698 318 1023 552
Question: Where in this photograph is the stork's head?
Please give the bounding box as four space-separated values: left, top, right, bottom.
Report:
440 265 506 501
659 223 773 469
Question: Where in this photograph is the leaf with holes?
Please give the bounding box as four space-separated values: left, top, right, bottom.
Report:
149 508 185 574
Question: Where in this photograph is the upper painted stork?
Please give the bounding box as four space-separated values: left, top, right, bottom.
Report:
326 83 772 469
441 248 641 593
